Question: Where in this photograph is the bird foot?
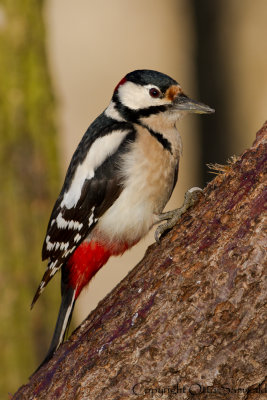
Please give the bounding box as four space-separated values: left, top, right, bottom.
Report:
154 187 203 243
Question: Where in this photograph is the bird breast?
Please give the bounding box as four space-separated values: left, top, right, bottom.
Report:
94 124 181 246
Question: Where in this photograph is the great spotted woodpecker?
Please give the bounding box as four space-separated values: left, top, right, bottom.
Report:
32 69 214 368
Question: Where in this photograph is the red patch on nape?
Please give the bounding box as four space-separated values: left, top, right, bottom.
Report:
114 76 127 92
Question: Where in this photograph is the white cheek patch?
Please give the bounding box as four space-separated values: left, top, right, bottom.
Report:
61 129 129 209
118 81 169 110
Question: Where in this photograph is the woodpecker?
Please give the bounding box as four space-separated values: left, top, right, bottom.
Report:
32 69 214 369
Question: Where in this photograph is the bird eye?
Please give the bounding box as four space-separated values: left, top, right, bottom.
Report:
149 88 160 98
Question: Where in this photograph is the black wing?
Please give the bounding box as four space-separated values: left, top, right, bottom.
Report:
32 114 135 306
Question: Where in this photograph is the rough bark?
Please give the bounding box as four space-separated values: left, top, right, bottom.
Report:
13 123 267 399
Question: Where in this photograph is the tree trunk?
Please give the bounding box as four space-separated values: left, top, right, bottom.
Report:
0 0 60 395
13 122 267 399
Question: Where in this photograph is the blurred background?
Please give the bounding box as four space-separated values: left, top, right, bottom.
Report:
0 0 266 396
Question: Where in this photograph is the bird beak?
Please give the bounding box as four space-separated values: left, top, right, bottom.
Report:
173 94 215 114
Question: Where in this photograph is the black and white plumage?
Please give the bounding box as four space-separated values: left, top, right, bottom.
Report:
32 69 214 369
32 116 136 306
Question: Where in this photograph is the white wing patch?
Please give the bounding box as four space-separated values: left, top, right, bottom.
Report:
61 130 129 209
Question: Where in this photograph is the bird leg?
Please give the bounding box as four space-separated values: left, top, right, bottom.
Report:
154 187 203 243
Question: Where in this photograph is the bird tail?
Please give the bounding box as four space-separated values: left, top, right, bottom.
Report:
35 285 76 372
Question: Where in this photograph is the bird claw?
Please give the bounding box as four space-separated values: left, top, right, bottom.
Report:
155 222 171 243
155 187 203 243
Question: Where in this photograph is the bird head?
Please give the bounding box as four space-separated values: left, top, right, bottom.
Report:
112 69 214 125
